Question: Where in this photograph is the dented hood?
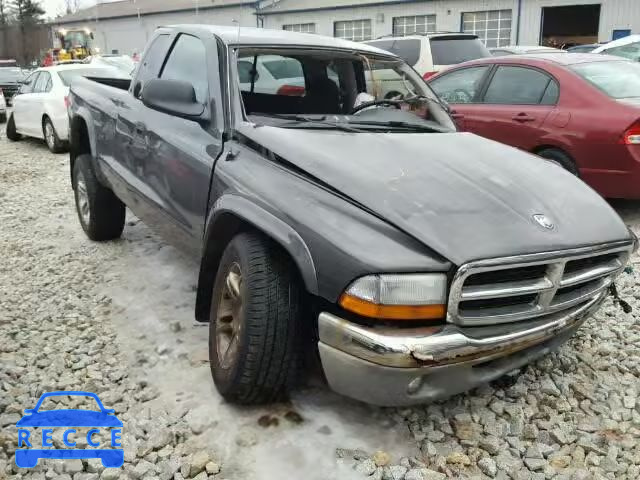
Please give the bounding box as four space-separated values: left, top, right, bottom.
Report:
242 127 631 265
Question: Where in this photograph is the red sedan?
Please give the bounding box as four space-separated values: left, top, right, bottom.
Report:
429 53 640 199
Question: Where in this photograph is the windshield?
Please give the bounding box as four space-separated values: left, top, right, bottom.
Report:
236 48 455 133
58 67 129 86
0 67 25 83
571 60 640 99
430 37 491 65
602 41 640 61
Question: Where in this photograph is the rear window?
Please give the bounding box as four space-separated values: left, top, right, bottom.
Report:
262 58 304 80
430 36 491 65
58 67 127 86
571 61 640 99
367 39 421 66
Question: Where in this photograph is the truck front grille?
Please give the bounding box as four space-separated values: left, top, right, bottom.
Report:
448 242 633 326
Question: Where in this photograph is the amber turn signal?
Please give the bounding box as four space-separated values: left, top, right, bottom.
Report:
339 293 446 320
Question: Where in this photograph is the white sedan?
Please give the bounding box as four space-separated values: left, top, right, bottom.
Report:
5 64 128 152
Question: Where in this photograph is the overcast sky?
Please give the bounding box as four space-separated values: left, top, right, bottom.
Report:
41 0 100 19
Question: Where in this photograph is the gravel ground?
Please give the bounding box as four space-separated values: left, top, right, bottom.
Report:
1 130 639 480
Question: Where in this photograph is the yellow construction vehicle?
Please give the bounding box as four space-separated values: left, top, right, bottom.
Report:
53 28 94 61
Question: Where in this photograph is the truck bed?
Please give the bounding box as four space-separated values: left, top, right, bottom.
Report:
85 76 131 91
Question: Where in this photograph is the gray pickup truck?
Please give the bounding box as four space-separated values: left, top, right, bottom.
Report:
68 25 636 406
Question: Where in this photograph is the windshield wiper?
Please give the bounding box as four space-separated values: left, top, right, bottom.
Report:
253 113 366 133
347 120 448 133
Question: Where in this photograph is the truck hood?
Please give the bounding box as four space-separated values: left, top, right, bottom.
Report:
241 127 631 265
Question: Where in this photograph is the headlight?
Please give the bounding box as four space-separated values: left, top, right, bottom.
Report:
339 273 447 320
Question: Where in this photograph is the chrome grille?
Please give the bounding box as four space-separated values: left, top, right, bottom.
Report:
448 242 633 326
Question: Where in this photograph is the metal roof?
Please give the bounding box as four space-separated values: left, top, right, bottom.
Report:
54 0 255 24
258 0 423 15
171 24 397 56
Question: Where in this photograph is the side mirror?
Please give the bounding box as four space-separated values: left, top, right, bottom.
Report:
140 78 206 120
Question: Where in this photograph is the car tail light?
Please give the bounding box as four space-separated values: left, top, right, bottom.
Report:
277 85 305 97
64 96 70 108
622 121 640 145
422 71 437 80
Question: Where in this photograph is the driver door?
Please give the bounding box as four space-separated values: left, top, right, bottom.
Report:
12 71 39 135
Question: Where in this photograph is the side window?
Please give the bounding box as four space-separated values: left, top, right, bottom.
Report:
238 60 258 84
19 72 39 94
45 74 53 92
135 34 171 88
429 66 490 104
483 66 554 105
540 80 559 105
33 72 50 93
161 34 208 103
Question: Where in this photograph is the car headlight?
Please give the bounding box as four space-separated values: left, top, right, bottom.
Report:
339 273 447 320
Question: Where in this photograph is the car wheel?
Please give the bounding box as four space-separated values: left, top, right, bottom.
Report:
537 148 579 176
209 232 303 405
43 117 67 153
5 113 21 141
0 112 6 124
72 154 126 241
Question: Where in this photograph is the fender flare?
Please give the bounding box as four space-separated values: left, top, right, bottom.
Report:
69 108 101 181
195 194 319 322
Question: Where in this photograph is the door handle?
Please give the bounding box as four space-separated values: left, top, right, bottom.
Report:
512 113 535 122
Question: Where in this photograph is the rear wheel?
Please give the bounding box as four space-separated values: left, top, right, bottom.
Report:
537 148 579 176
209 232 303 404
72 154 126 241
43 117 66 153
5 113 20 141
0 112 6 123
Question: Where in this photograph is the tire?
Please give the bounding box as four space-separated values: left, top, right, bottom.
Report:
209 232 303 405
72 154 126 241
43 117 67 153
537 148 579 176
0 112 6 124
5 113 20 141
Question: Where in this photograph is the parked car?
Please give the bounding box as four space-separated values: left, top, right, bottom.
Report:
237 54 306 95
68 26 635 407
593 35 640 60
366 33 491 80
6 64 129 153
490 46 566 55
84 54 136 76
0 88 6 123
567 43 602 53
429 53 640 199
0 66 25 105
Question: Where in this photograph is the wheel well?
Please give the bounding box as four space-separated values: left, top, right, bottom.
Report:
195 213 305 323
69 116 91 182
532 145 564 156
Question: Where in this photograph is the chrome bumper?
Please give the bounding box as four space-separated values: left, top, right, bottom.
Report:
318 291 606 406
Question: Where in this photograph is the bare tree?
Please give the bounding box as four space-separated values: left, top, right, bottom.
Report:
0 0 10 25
64 0 80 14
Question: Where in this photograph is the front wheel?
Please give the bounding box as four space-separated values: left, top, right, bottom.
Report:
537 148 579 176
72 154 126 241
209 232 303 404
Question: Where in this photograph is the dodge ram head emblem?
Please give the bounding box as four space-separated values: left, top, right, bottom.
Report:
533 214 555 230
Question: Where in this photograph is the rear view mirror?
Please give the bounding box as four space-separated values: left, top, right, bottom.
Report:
140 78 205 120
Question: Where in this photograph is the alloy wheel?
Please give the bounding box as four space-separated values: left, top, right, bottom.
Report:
76 172 90 226
215 262 243 369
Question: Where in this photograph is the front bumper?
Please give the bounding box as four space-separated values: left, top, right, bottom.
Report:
318 291 605 406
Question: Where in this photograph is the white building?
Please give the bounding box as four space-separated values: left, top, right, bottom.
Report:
53 0 640 55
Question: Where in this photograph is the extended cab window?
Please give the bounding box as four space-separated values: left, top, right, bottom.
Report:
483 66 557 105
161 34 208 103
430 66 490 103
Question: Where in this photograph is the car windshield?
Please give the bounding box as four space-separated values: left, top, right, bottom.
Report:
430 37 491 65
571 60 640 99
0 67 25 82
236 48 455 133
601 41 640 61
58 67 129 86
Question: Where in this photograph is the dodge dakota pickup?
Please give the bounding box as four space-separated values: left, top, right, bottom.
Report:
67 25 637 406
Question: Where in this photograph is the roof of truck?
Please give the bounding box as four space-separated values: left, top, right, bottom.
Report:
167 25 396 57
